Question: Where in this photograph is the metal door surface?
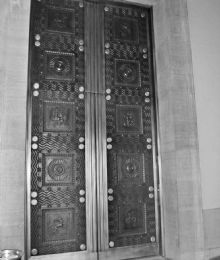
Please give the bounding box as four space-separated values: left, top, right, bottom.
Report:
27 0 93 258
27 1 160 259
97 2 160 259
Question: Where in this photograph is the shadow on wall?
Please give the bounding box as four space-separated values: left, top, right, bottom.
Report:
210 257 220 260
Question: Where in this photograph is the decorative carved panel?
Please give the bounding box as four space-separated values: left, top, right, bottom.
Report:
30 0 85 255
42 208 75 242
115 59 140 87
45 52 75 81
116 105 143 133
117 153 144 184
43 154 74 185
43 101 75 132
113 16 139 43
47 8 75 33
118 204 146 235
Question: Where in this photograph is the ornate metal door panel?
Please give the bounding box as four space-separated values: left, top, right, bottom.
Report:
101 2 160 259
29 0 87 256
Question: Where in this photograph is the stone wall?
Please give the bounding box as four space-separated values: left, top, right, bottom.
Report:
0 0 205 259
0 0 30 253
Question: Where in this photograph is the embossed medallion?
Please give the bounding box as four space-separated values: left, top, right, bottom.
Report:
47 8 74 33
118 205 145 235
43 101 74 132
43 155 73 185
117 153 144 183
42 208 75 242
115 60 140 87
45 52 75 81
113 17 139 42
116 105 143 133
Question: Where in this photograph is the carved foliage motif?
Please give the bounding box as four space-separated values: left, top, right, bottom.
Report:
116 105 143 133
43 101 74 132
43 209 75 242
45 52 75 80
113 17 139 42
47 8 74 33
43 155 73 185
115 60 140 86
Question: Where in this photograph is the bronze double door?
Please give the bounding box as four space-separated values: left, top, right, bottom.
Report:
28 0 160 259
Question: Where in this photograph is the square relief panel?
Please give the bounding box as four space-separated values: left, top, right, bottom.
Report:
116 105 143 133
43 101 75 132
47 8 75 33
114 59 141 87
45 51 75 81
117 153 145 184
118 204 146 235
43 154 74 185
113 16 139 43
42 208 75 242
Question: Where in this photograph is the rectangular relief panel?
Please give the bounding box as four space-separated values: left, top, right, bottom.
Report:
105 2 160 257
29 0 86 256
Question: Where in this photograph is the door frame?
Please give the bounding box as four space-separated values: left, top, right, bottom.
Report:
25 0 204 260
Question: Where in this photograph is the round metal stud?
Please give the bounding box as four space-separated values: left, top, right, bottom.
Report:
107 144 112 150
80 244 86 250
79 2 84 8
104 6 109 12
31 249 38 256
35 34 40 41
38 162 42 168
151 236 156 242
79 144 85 150
79 189 85 196
33 82 39 89
79 46 84 52
145 98 150 103
79 137 85 143
33 90 39 97
105 49 110 55
79 39 84 45
143 54 148 59
31 191 38 198
147 138 152 143
32 143 38 150
109 241 114 248
143 48 147 53
32 136 38 142
35 41 40 47
79 86 84 92
108 188 113 194
107 137 112 143
31 199 38 206
79 197 85 203
106 88 111 94
145 91 150 96
106 95 111 101
147 144 152 150
149 193 154 199
149 186 154 192
105 42 110 49
79 93 84 99
108 195 114 201
141 12 146 18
